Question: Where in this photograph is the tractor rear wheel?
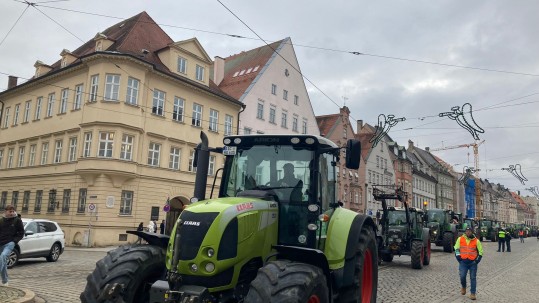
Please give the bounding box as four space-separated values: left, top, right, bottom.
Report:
410 240 424 269
443 232 454 253
245 260 329 303
80 245 166 303
423 239 431 265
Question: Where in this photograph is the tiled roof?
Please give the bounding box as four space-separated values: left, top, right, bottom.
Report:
316 114 340 137
218 39 285 100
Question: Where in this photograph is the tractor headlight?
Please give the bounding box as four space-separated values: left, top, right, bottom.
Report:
308 223 318 231
433 230 437 234
205 262 215 273
190 263 198 272
207 248 215 258
396 239 402 243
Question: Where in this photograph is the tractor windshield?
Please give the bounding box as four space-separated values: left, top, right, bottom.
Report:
427 210 444 223
388 210 407 226
482 220 492 228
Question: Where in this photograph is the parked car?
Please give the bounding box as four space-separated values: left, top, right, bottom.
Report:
7 218 65 268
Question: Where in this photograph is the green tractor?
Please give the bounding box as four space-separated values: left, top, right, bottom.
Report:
81 133 379 303
478 219 497 242
374 186 431 269
426 209 457 253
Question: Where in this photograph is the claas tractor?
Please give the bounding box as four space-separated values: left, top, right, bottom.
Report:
81 132 379 303
426 209 457 253
374 186 431 269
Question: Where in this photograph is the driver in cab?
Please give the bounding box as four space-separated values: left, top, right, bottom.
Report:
277 163 303 203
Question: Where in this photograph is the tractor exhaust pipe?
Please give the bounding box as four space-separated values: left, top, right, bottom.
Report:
193 131 210 201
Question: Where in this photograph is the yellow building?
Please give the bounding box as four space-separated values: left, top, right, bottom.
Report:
0 12 243 246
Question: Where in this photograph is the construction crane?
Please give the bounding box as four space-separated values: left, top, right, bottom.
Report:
429 140 485 218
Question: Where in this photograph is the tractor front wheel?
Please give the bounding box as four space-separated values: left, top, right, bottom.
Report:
423 239 431 265
442 232 454 253
410 241 424 269
245 260 329 303
80 245 166 303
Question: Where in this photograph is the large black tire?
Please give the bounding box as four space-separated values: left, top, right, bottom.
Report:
245 260 329 303
46 243 62 262
442 232 454 253
337 224 378 303
7 249 19 269
410 241 424 269
80 245 166 303
423 239 431 266
381 252 393 263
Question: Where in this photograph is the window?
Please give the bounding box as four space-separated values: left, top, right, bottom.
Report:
225 114 233 135
104 74 120 101
244 127 252 134
283 90 288 100
0 149 3 168
120 134 134 161
376 156 380 168
177 57 187 74
74 84 83 110
208 155 215 176
125 77 139 105
90 75 99 102
302 120 308 134
83 132 92 157
257 103 264 119
173 97 184 122
0 192 6 209
62 189 71 213
7 148 14 168
292 116 298 132
68 137 77 161
11 191 18 210
269 106 276 124
195 65 205 81
77 188 87 213
120 191 133 215
148 142 161 166
281 112 288 128
188 150 196 172
28 144 36 166
98 132 114 158
169 147 180 170
35 97 42 120
13 104 20 125
34 190 43 212
3 107 10 128
152 89 165 116
209 109 219 132
271 84 277 95
18 146 25 167
294 95 299 105
23 101 31 123
192 103 202 127
46 93 55 117
54 140 63 163
60 89 68 113
22 191 30 212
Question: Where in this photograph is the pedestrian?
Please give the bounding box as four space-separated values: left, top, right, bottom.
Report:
153 220 158 233
136 222 144 244
497 228 506 252
454 227 483 301
518 230 524 243
147 220 155 233
160 220 165 235
505 230 512 252
0 205 25 286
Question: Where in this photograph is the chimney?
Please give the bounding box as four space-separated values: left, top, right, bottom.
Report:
425 147 430 152
408 140 414 150
213 56 225 86
8 76 17 89
357 120 363 131
518 190 520 196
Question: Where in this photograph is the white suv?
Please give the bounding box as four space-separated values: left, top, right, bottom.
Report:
7 218 65 268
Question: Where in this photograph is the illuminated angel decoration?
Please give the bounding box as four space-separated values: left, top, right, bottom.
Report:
502 164 528 185
439 103 484 140
369 114 406 147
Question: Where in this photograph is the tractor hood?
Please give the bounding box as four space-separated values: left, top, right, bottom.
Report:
428 222 440 231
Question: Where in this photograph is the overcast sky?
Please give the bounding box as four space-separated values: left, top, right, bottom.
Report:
1 0 538 196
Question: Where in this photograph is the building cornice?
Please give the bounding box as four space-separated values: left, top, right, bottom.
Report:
79 121 144 134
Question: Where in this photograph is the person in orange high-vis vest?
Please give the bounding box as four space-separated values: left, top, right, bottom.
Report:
518 230 525 243
454 227 483 300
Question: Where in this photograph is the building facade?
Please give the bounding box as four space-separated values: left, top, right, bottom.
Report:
0 12 243 246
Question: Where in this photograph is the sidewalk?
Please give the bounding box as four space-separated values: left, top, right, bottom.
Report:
64 245 119 252
0 285 42 303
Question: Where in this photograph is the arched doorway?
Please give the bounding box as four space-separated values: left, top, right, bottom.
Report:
165 196 189 235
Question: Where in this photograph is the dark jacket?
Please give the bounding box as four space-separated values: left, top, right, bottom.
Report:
0 216 25 246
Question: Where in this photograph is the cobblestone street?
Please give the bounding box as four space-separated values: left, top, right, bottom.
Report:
7 239 539 302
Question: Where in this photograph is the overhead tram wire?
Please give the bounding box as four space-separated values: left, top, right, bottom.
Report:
0 4 30 48
29 2 539 78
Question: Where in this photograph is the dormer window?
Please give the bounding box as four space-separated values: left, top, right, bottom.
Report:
96 41 102 51
93 33 114 52
61 57 68 68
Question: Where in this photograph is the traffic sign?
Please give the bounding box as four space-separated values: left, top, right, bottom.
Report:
88 203 96 213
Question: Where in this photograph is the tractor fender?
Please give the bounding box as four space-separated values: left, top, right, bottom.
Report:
421 228 430 246
126 230 170 248
450 224 457 234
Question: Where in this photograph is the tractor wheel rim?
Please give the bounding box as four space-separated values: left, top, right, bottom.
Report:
428 240 431 258
308 295 320 303
420 244 424 263
361 248 373 303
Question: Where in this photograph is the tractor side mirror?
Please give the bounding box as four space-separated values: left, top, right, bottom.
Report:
25 231 34 236
345 139 361 169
